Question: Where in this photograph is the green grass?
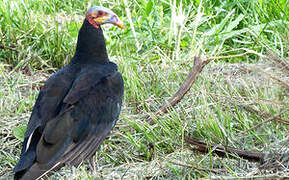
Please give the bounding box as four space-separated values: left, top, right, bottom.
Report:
1 0 289 179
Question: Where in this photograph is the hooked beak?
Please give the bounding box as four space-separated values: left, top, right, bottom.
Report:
113 19 124 29
93 13 124 29
107 15 124 29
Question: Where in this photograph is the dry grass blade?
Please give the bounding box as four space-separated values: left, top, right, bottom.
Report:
216 95 289 125
242 48 289 91
260 153 289 171
243 109 289 133
256 67 289 91
169 161 223 174
0 43 20 53
238 105 289 127
266 48 289 76
123 0 140 50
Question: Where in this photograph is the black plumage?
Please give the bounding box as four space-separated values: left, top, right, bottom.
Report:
13 6 124 180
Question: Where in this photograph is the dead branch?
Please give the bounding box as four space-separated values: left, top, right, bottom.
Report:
147 56 209 124
185 136 265 162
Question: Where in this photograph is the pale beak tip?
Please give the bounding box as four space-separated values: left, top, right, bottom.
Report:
116 21 124 29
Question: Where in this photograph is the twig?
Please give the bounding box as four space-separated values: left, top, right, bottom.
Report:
185 137 265 162
147 56 209 124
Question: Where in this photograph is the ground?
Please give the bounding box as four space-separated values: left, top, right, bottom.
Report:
1 59 288 179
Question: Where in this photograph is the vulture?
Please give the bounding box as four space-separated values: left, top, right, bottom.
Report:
13 6 124 180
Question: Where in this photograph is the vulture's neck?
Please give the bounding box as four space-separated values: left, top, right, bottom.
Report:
73 19 109 64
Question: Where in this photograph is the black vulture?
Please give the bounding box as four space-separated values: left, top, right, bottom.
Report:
13 6 124 180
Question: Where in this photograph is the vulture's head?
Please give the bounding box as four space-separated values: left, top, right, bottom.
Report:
86 6 124 29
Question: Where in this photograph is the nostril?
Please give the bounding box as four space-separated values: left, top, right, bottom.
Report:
112 15 118 22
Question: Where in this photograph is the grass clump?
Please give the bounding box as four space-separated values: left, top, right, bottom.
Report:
0 0 289 179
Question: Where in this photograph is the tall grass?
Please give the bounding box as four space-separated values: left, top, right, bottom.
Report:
1 0 288 69
0 0 288 179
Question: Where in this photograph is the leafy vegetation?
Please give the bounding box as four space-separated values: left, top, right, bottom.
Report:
0 0 288 179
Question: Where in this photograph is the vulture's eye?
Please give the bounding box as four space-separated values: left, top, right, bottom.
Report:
98 10 103 16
